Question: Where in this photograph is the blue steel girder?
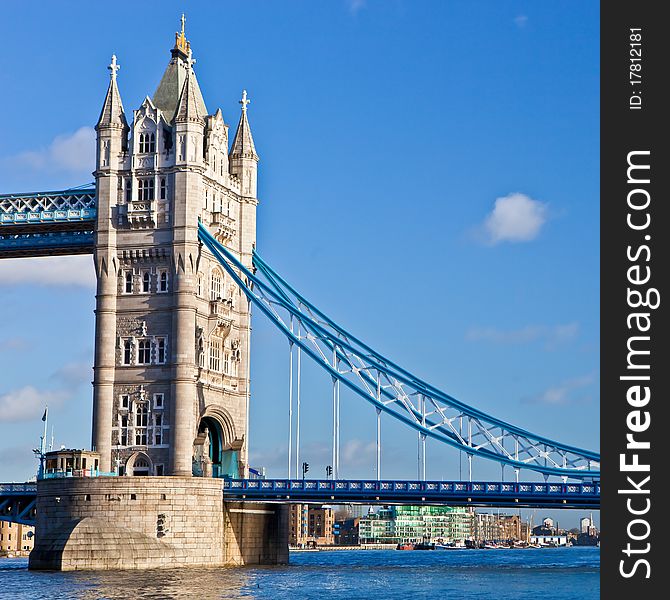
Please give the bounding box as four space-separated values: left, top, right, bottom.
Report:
0 188 96 215
0 187 96 258
198 223 600 481
0 483 37 526
223 479 600 509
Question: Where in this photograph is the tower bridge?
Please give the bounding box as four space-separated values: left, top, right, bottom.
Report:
0 18 599 570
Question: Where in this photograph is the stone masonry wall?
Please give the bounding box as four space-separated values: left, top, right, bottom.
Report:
29 477 287 570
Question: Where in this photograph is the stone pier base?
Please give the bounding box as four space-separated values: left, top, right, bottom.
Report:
28 477 288 571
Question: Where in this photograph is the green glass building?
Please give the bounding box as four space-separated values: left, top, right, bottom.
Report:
359 505 474 544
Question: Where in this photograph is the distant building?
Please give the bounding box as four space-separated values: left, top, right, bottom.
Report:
530 533 568 546
531 518 568 546
574 514 599 546
289 504 334 547
474 513 524 542
580 517 591 534
359 505 474 544
334 518 360 546
0 521 34 556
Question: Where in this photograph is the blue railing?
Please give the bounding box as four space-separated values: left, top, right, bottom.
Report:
0 483 37 494
0 208 96 226
222 478 600 508
41 469 117 480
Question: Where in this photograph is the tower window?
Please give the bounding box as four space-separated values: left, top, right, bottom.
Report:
154 393 164 409
125 179 132 202
224 352 230 375
136 404 148 427
142 271 151 293
138 179 155 201
121 395 130 409
160 177 167 200
209 338 221 372
138 340 151 365
139 132 155 153
124 271 133 294
197 274 203 297
211 271 222 300
157 338 167 364
159 270 168 292
123 340 133 365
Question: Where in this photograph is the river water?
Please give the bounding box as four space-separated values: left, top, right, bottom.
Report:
0 547 599 600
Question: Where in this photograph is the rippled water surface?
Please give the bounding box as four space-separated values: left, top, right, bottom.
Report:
0 547 599 600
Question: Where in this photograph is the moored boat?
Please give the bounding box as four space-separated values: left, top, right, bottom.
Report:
396 543 414 550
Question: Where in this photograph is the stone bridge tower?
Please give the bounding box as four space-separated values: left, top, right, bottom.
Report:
92 20 258 478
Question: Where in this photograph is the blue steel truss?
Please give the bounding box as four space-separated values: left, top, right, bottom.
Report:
199 223 600 481
226 478 600 509
0 479 599 524
0 187 96 257
0 483 37 526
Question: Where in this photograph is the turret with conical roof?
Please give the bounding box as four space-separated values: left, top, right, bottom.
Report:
230 90 259 198
97 55 128 132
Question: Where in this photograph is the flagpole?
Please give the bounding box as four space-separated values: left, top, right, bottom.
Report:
40 406 48 478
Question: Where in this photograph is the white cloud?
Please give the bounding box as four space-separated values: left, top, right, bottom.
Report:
6 127 95 174
0 255 95 287
0 386 69 423
347 0 367 15
523 374 596 406
514 15 529 28
466 322 579 349
480 192 549 244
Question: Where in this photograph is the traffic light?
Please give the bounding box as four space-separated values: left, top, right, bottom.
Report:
302 462 309 477
326 465 333 478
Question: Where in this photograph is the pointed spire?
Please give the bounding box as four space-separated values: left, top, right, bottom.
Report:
174 54 207 123
96 54 127 129
154 15 206 123
230 90 258 161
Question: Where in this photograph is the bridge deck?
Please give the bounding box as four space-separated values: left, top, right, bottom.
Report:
223 479 600 509
0 479 600 527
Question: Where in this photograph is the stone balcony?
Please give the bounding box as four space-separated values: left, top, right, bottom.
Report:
211 212 235 242
126 199 154 227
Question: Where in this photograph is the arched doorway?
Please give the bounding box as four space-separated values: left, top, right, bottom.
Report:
126 452 153 476
198 417 222 477
193 406 241 478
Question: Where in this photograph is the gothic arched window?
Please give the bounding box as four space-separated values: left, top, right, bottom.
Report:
138 179 154 202
123 340 132 365
209 338 221 372
157 338 167 364
138 340 151 365
136 405 148 427
211 270 222 300
139 132 156 153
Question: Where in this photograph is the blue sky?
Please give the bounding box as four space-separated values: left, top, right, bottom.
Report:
0 1 599 524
